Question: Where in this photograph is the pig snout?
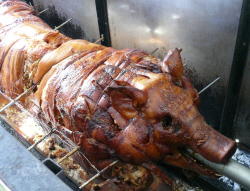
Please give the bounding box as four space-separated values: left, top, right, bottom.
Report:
189 124 237 164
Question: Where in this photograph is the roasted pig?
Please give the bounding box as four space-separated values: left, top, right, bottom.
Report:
0 0 237 190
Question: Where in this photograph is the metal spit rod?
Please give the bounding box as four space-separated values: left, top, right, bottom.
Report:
187 149 250 190
37 8 49 16
79 160 119 189
94 36 104 44
33 4 40 9
57 146 81 164
54 18 72 31
151 48 159 55
27 128 56 151
0 85 36 114
54 130 101 172
198 77 220 94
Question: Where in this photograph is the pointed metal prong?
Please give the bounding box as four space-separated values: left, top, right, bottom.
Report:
27 128 56 151
151 48 159 55
79 160 119 189
37 8 49 16
57 146 81 164
198 77 220 94
54 130 99 172
33 4 40 8
54 18 72 31
94 36 104 44
0 85 36 113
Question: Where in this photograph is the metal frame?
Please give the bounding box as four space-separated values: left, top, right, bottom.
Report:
95 0 111 47
220 0 250 137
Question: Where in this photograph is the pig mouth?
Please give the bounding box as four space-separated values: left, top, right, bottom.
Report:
164 147 222 178
181 147 222 177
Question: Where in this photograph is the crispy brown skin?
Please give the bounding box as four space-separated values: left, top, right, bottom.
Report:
0 1 237 190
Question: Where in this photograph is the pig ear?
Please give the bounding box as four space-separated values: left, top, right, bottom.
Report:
107 86 147 119
162 48 184 82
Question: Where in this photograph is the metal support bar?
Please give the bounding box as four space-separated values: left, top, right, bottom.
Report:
187 149 250 190
220 0 250 137
95 0 111 47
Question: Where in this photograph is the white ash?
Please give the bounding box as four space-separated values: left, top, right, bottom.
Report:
219 148 250 191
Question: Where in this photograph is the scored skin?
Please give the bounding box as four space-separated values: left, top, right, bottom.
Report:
0 2 174 190
33 39 105 83
0 1 173 190
0 0 237 183
0 1 70 97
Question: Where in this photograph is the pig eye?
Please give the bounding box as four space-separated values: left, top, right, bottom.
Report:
162 115 172 129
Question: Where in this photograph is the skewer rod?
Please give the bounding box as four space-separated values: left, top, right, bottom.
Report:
37 8 49 16
94 37 104 44
79 160 119 189
198 77 220 94
0 85 36 113
54 18 72 31
57 146 81 164
33 4 40 8
54 130 99 172
187 149 250 190
27 129 56 150
151 48 159 55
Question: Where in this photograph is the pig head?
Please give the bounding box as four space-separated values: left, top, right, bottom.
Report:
106 49 236 177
